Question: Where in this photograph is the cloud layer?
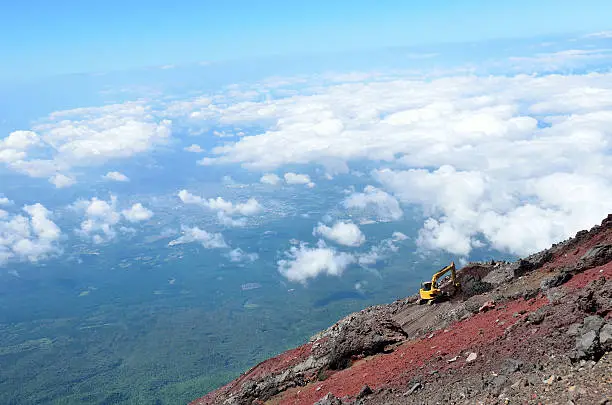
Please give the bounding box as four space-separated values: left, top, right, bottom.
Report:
0 102 171 187
192 73 612 256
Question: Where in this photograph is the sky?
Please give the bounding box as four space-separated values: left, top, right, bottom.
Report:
3 0 612 79
1 0 612 285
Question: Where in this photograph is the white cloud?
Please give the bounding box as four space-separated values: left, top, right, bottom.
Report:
0 131 41 150
343 185 403 221
260 173 281 185
49 173 76 188
168 226 228 249
278 240 355 283
0 102 172 184
184 144 205 153
392 231 408 241
313 221 365 247
0 197 12 206
74 196 121 243
226 248 259 263
0 203 61 265
206 196 262 215
103 171 130 182
122 203 154 223
73 196 151 243
284 172 315 188
585 31 612 38
177 190 262 226
357 235 402 266
191 72 612 256
376 166 612 256
216 211 248 227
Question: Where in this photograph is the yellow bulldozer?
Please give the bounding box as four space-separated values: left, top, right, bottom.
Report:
418 261 460 305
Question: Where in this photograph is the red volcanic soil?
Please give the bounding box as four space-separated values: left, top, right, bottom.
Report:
191 343 314 405
564 261 612 289
280 297 548 405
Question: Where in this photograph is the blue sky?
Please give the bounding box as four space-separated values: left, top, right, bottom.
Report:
2 0 612 79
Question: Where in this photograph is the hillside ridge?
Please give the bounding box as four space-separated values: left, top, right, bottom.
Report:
191 215 612 405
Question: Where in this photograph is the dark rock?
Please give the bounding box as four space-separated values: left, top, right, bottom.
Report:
461 276 494 297
314 393 343 405
540 271 573 290
583 316 605 333
580 244 612 268
325 314 408 370
572 315 606 361
577 278 612 315
567 323 582 337
501 358 523 374
515 251 554 277
527 309 546 325
522 288 540 300
600 323 612 349
356 385 372 399
489 375 508 395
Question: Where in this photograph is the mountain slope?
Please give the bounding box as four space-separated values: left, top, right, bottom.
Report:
191 215 612 405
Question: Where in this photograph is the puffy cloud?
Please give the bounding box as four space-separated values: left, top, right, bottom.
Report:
0 203 61 265
168 226 228 249
278 240 355 283
392 231 408 241
0 131 41 150
0 131 46 171
122 203 154 223
226 248 259 263
184 144 205 153
49 173 76 188
73 196 151 243
343 185 403 222
205 196 262 215
0 102 172 185
103 171 130 182
313 221 365 247
284 172 315 188
0 197 13 206
376 166 612 256
216 211 247 227
177 190 262 227
74 196 121 243
260 173 281 185
417 218 473 256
